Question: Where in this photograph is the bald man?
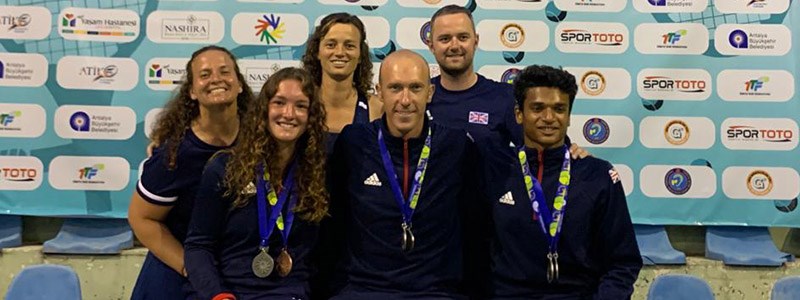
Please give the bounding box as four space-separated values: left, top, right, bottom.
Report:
326 50 482 299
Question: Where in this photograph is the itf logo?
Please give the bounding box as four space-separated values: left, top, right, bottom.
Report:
70 111 90 132
255 14 285 45
1 111 20 126
745 76 768 91
662 29 686 44
419 21 432 45
583 118 610 144
648 0 667 6
78 164 103 180
501 68 521 84
664 167 692 195
729 29 748 48
149 64 162 78
62 13 76 27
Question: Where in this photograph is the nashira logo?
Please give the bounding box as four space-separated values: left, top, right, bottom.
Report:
255 14 285 45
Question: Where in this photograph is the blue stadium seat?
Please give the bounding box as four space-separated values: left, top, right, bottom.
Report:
634 225 686 265
771 276 800 300
5 264 81 300
42 218 133 254
647 274 714 300
705 226 794 266
0 215 22 249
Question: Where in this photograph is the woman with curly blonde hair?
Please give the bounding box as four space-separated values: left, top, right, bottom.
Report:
184 67 328 300
129 45 254 300
301 12 383 152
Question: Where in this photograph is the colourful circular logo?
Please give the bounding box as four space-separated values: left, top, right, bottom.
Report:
747 170 773 196
420 21 432 45
500 23 525 49
501 68 521 84
665 167 692 195
580 70 605 96
582 118 610 144
664 120 690 145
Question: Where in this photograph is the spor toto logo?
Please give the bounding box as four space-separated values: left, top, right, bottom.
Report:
560 29 624 45
70 111 90 132
664 119 690 145
419 21 432 45
501 68 520 84
642 76 706 92
500 23 524 48
1 167 37 182
583 118 610 144
747 170 773 196
665 167 692 195
726 126 793 142
581 70 606 96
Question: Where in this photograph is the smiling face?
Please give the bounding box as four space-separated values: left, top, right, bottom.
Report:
427 12 478 78
267 79 310 147
189 49 243 108
317 23 362 82
516 86 571 151
377 51 434 138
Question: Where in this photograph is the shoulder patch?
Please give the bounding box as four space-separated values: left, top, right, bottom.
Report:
608 168 620 184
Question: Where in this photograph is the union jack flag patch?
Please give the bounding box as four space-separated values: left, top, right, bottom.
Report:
468 111 489 125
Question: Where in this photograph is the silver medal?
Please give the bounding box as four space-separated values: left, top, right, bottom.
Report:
401 223 415 252
252 247 274 278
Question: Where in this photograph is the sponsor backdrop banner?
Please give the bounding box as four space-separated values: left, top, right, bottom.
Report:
0 0 798 226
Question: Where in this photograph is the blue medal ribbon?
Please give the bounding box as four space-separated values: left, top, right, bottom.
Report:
255 162 297 249
517 145 571 281
377 126 432 242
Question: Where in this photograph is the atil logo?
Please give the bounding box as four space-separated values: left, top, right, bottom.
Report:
648 0 666 6
747 0 766 7
6 13 31 31
0 60 4 79
62 13 76 27
79 65 118 82
1 111 20 126
745 76 768 91
78 164 103 180
662 29 686 44
255 14 285 45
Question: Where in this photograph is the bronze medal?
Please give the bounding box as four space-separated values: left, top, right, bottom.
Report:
276 248 293 277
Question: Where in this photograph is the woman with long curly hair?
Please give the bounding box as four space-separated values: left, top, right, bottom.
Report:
301 12 383 152
184 67 328 300
128 45 254 299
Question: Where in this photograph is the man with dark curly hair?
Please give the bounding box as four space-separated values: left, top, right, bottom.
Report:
486 65 641 299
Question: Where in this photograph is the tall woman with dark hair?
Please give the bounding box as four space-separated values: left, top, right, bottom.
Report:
184 67 328 300
301 12 382 151
128 45 255 299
